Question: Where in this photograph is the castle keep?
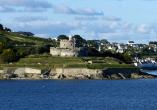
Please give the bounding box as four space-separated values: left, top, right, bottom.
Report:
50 37 83 57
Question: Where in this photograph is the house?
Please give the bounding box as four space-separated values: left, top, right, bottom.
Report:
149 42 157 52
116 43 127 53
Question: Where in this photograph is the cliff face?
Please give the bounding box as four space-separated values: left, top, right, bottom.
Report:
0 67 156 80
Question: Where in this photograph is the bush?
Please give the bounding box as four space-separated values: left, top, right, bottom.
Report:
0 49 16 63
0 42 6 53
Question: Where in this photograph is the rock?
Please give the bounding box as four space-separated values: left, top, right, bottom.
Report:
14 68 42 79
0 67 156 80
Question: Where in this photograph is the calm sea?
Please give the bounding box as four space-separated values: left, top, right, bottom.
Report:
1 75 157 110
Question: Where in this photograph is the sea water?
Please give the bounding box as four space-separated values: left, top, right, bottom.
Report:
0 79 157 110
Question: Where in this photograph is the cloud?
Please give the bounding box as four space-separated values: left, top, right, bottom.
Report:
6 17 138 42
75 16 99 21
102 17 122 22
0 6 15 12
53 5 104 16
14 16 47 22
10 21 80 36
8 18 157 43
136 24 153 34
0 0 52 12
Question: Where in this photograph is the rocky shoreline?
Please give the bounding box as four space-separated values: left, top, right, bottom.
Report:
0 67 156 80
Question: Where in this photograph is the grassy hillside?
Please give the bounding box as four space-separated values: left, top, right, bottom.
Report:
0 26 134 69
0 55 135 69
0 30 55 46
0 29 58 63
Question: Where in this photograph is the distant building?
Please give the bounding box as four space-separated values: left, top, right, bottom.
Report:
50 37 87 57
60 37 75 49
116 43 128 53
149 41 157 52
127 41 135 46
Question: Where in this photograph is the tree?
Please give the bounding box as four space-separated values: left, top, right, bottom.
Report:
4 27 11 32
87 40 99 49
57 35 69 41
0 49 16 63
87 47 101 56
0 24 3 30
17 32 34 36
0 42 6 53
101 39 110 44
122 52 132 64
72 35 86 47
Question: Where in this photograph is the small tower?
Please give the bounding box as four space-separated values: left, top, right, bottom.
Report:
98 44 101 52
69 35 72 41
69 35 76 49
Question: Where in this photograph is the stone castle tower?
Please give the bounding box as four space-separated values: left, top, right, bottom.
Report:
50 36 79 57
60 37 75 49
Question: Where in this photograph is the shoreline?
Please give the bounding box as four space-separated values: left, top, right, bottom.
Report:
0 67 157 80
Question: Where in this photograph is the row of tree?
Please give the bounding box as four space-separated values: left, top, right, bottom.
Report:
0 24 11 32
57 34 109 48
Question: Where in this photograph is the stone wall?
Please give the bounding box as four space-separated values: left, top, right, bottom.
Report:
50 47 61 56
0 67 155 80
49 68 153 80
0 70 4 74
50 47 79 57
0 70 4 79
50 68 103 79
14 68 41 79
60 39 75 49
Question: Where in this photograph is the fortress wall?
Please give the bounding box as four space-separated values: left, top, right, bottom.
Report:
60 49 78 57
50 47 61 56
50 47 79 57
60 40 75 49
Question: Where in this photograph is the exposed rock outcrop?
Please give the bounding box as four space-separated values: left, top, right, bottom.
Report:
50 68 103 80
0 67 156 80
0 70 4 80
2 68 42 79
49 68 157 80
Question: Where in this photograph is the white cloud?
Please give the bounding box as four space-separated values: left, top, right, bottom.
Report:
10 20 80 36
53 5 104 16
14 16 47 22
136 24 153 34
0 0 52 12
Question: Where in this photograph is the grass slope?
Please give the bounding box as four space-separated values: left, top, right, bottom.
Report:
0 30 52 46
0 55 135 69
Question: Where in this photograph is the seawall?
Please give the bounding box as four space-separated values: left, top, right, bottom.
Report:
50 68 156 80
0 67 156 80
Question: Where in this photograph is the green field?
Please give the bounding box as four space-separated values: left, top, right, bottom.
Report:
0 55 135 69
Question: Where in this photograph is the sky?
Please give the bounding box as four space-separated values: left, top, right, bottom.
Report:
0 0 157 43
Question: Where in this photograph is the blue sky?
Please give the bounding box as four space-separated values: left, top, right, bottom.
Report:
0 0 157 43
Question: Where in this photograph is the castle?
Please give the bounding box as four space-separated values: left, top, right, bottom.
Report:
50 37 87 57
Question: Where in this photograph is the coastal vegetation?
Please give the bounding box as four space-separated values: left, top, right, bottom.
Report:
0 24 156 80
0 24 156 70
0 54 135 70
0 24 132 66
